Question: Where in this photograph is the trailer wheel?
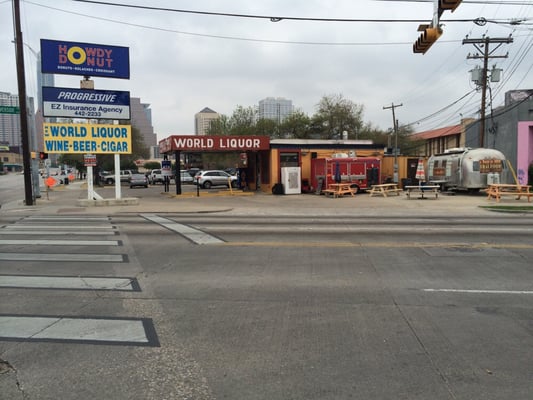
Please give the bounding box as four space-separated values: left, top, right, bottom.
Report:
350 184 360 194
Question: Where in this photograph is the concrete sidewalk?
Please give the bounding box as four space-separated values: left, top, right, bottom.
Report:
0 180 504 217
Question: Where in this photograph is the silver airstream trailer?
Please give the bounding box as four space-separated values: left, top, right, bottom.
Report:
427 148 512 192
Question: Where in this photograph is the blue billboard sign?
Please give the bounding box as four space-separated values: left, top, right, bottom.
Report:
42 87 131 119
40 39 130 79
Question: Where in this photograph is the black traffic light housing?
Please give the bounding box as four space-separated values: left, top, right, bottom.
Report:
413 27 442 54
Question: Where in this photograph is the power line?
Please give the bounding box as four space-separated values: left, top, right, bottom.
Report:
68 0 531 25
26 1 532 47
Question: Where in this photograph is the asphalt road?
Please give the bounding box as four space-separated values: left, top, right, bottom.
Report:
1 209 532 399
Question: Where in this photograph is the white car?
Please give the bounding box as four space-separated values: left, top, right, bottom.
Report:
193 170 237 189
179 171 193 184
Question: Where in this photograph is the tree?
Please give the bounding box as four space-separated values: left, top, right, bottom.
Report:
144 161 161 170
256 118 279 138
313 94 365 139
206 106 260 136
279 110 311 139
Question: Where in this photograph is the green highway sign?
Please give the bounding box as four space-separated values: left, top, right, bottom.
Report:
0 106 20 114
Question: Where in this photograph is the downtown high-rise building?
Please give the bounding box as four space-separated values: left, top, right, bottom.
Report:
0 91 35 152
195 107 220 136
258 97 293 123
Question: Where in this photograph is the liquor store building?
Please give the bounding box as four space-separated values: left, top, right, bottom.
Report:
159 135 386 194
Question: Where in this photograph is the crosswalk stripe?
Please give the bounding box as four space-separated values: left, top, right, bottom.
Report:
23 216 110 221
4 225 115 230
0 239 120 246
0 230 117 236
0 253 125 262
141 214 224 245
0 315 159 347
0 275 138 291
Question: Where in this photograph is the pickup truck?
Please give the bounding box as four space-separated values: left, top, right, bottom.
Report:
102 170 134 184
149 169 175 184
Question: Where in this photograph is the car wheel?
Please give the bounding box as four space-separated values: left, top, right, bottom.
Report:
106 178 113 185
203 181 212 189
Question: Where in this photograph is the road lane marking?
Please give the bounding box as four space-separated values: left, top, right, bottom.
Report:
141 214 224 245
0 315 159 347
0 275 139 291
0 239 120 246
222 241 533 249
423 289 533 295
0 253 125 262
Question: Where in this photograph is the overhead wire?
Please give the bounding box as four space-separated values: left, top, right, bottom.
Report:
21 0 532 132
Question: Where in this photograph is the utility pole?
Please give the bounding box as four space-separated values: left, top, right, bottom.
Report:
383 103 403 183
12 0 33 205
462 35 513 147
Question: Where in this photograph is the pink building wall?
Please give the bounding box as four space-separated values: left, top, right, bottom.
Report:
517 121 533 185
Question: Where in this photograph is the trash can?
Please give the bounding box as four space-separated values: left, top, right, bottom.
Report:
272 183 284 195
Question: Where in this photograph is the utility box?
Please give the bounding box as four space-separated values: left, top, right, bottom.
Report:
281 167 301 194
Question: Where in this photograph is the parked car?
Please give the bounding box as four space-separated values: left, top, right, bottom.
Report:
102 170 134 184
179 170 193 184
149 169 169 184
193 170 237 189
186 168 200 177
129 173 148 188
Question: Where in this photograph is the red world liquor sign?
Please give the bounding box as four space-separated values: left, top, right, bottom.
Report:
159 135 270 153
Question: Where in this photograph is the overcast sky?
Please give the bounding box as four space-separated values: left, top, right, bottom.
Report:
1 0 531 142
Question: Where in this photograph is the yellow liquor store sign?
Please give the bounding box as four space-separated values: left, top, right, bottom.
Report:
43 123 131 154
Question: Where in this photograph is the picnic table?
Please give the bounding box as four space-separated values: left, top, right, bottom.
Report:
322 183 356 198
368 183 403 197
405 185 440 199
485 183 532 203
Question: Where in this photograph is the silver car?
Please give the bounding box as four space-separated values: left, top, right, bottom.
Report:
193 170 237 189
129 173 148 188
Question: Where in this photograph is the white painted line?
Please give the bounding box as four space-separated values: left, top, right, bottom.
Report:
0 253 124 262
0 276 136 291
0 239 119 246
0 316 159 346
0 230 116 236
141 214 224 245
5 225 115 230
24 216 110 221
423 289 533 295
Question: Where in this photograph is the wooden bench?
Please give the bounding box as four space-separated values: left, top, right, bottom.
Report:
369 183 402 197
405 185 439 199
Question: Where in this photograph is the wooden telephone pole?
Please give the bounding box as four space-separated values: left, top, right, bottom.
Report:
12 0 34 205
383 103 403 183
462 35 513 147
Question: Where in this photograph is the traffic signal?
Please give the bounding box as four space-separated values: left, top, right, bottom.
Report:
413 27 442 54
439 0 462 12
39 152 48 160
